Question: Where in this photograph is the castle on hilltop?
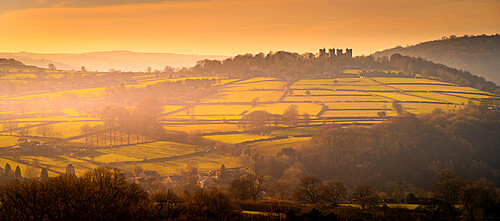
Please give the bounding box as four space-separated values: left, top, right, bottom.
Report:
319 48 352 58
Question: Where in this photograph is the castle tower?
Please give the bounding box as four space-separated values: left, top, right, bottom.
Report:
328 48 335 57
319 48 327 57
336 49 343 56
346 48 353 57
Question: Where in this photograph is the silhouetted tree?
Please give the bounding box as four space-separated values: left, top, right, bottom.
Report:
14 166 21 178
294 176 324 204
40 168 49 181
433 169 464 208
66 164 75 176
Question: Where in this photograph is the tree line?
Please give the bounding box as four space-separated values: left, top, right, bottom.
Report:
243 105 500 191
1 166 498 220
187 51 499 94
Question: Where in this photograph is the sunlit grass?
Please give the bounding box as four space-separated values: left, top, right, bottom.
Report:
324 102 390 110
248 103 323 115
247 137 310 156
204 134 272 144
202 90 284 103
164 124 242 133
86 141 200 163
321 110 398 118
407 92 472 104
369 92 436 102
284 95 389 102
373 77 454 85
117 152 242 175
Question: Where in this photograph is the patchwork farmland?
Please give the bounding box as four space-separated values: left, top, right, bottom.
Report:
1 71 499 178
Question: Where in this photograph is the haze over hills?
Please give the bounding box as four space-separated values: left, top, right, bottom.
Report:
0 51 229 72
373 34 500 84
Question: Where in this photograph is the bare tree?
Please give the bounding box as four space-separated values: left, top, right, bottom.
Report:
294 176 324 204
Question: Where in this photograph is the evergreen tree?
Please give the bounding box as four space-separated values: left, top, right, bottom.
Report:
14 166 21 178
4 163 11 175
66 164 75 175
40 168 49 181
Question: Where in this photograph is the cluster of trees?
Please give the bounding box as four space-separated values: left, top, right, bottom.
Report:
187 50 498 94
0 167 240 220
238 105 310 135
374 34 500 85
243 105 499 191
190 51 390 79
2 166 498 220
103 78 217 106
0 122 62 139
389 53 498 93
81 97 164 147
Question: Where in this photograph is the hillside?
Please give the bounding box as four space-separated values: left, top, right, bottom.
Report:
0 51 229 72
373 34 500 84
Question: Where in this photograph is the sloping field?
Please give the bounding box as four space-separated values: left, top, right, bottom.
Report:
163 105 185 114
2 154 95 176
406 92 472 105
201 90 284 103
295 78 378 85
247 137 310 156
369 92 437 102
173 104 251 116
117 151 240 175
164 124 241 133
236 77 278 84
84 141 200 163
321 110 398 118
0 135 20 147
391 84 485 93
248 103 323 115
445 92 498 99
6 87 107 101
324 102 390 110
284 95 389 102
223 81 287 91
403 103 462 114
373 77 454 85
204 134 271 144
290 90 366 96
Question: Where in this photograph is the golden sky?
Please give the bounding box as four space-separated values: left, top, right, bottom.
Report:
1 0 499 56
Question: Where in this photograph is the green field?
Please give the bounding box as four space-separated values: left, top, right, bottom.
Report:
369 92 437 102
247 137 311 156
173 104 251 116
202 90 284 103
1 75 497 178
321 110 398 118
284 95 389 102
117 151 241 175
373 77 454 85
164 124 242 133
248 103 323 115
324 102 389 110
0 135 20 147
223 81 287 91
84 141 200 163
204 134 272 144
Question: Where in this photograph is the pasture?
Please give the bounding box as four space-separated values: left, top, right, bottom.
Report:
1 75 497 178
203 134 272 144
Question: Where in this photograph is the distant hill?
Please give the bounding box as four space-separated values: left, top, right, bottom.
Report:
0 58 41 70
0 51 229 72
373 34 500 84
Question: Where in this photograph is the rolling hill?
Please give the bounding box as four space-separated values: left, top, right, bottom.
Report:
373 34 500 84
0 51 229 72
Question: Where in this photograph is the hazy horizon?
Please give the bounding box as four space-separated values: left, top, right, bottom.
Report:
1 0 498 56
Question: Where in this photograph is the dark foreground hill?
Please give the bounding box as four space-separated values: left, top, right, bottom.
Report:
373 34 500 84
